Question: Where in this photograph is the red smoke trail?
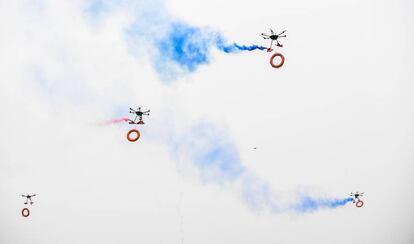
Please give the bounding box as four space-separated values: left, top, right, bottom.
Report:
102 117 130 125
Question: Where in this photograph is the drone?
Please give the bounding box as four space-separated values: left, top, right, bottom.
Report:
350 191 364 203
261 29 287 52
21 194 36 205
128 107 150 124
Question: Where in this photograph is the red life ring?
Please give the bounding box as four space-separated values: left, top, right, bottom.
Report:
22 208 30 217
270 53 285 68
356 200 364 208
127 129 140 142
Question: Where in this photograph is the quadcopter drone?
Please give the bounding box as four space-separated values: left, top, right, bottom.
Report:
261 29 287 52
21 194 36 205
128 107 150 124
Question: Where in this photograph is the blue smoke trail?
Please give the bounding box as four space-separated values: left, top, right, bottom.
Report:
165 121 353 213
171 122 245 183
86 1 267 79
295 196 354 212
87 1 353 214
156 22 267 73
218 44 267 52
215 39 268 53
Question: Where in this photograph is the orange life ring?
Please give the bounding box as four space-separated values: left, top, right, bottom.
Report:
270 53 285 68
127 129 140 142
22 208 30 217
356 200 364 208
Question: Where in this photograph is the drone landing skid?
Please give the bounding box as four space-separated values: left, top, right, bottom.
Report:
128 120 145 125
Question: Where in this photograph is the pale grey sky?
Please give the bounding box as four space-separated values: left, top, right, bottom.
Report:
0 0 413 243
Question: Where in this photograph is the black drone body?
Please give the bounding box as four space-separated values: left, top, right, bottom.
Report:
129 107 150 124
261 29 287 51
21 194 36 205
350 191 364 203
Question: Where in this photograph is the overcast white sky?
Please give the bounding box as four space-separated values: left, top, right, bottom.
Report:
1 0 413 243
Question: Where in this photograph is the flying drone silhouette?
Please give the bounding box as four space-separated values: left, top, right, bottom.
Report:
125 107 150 142
21 194 36 205
261 29 286 68
261 29 287 52
350 191 364 202
128 107 150 124
350 191 365 207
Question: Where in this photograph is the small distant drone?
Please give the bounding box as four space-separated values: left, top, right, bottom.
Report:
21 194 36 205
126 107 150 142
261 29 287 52
350 191 364 202
350 191 364 207
128 107 150 124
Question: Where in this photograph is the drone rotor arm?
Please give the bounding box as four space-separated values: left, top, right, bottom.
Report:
277 30 286 35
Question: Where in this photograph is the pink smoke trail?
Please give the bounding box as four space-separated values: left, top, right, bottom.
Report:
102 117 130 125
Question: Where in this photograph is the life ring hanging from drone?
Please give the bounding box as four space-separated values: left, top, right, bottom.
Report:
270 53 285 68
356 200 364 208
350 191 364 208
127 129 141 142
21 208 30 217
261 29 286 69
125 107 149 142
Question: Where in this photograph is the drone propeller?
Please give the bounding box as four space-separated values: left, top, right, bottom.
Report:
261 34 269 40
